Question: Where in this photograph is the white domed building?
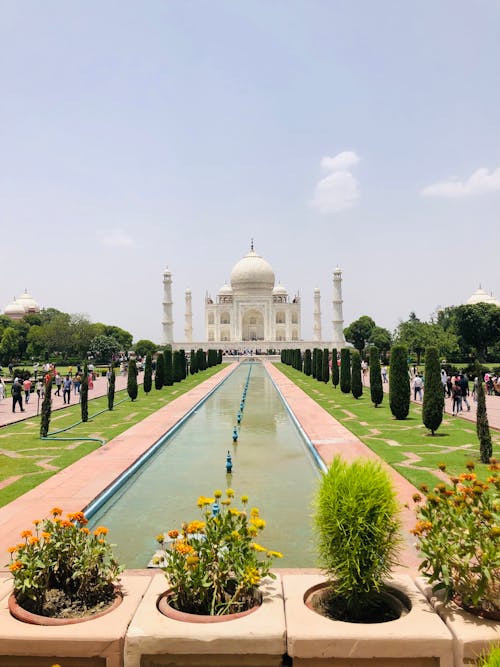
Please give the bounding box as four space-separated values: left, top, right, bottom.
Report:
3 290 41 320
204 248 301 343
466 286 500 308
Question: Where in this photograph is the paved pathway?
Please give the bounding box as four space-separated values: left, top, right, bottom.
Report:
0 373 131 428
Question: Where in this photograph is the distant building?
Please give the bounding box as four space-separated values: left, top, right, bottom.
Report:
2 290 41 320
466 286 500 308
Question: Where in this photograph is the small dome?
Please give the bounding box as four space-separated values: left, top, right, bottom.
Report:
230 250 275 293
4 299 26 319
16 289 40 313
466 287 500 307
218 282 233 295
272 282 288 295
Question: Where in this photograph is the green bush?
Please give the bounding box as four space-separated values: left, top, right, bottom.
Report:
155 353 165 390
476 365 493 463
164 349 173 386
143 354 152 393
422 347 444 435
331 348 339 388
107 368 115 410
340 348 351 393
351 350 362 399
389 345 410 420
314 457 401 621
478 646 500 667
40 377 53 437
127 359 138 401
80 365 89 423
369 345 383 406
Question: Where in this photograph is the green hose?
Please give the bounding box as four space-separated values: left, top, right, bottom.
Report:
40 397 130 446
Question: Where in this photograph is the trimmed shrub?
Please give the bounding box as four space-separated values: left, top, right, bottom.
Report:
340 348 351 393
127 359 138 401
422 347 444 435
155 353 165 390
476 366 493 463
40 377 53 437
315 348 323 382
179 349 187 379
331 348 339 388
107 368 116 410
190 349 197 374
389 345 410 420
143 354 152 393
304 349 312 376
369 345 383 407
80 365 89 423
351 350 363 399
173 351 183 382
164 349 173 386
322 348 330 383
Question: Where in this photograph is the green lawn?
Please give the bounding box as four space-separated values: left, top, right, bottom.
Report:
275 363 499 490
0 366 224 508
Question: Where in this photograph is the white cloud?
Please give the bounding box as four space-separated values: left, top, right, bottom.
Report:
320 151 360 171
311 151 361 213
421 166 500 198
97 228 135 247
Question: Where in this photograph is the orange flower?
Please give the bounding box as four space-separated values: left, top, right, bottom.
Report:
29 536 39 545
60 520 73 528
51 507 63 517
32 519 41 527
8 546 17 554
80 527 90 534
41 532 51 540
167 529 179 539
20 530 32 539
174 541 195 556
9 561 23 572
94 526 109 536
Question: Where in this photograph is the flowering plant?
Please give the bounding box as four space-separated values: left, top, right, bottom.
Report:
412 460 499 617
154 489 283 616
7 508 123 617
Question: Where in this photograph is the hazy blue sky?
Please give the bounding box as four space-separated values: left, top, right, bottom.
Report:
1 1 499 343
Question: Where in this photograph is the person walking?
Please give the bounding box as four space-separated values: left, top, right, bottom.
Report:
54 373 62 396
36 379 43 399
23 377 32 404
459 373 470 411
413 373 423 401
33 362 39 380
451 382 462 416
11 378 24 413
381 366 388 383
73 373 81 395
0 378 5 403
62 375 72 404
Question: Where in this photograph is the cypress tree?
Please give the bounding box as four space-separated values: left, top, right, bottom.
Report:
127 359 138 401
369 345 383 407
351 350 363 398
218 349 223 364
340 348 351 393
315 348 323 382
81 364 89 422
155 353 165 390
190 349 197 374
173 351 183 382
331 348 339 388
422 347 444 435
311 349 317 379
163 350 173 386
476 367 492 463
389 345 410 420
143 354 152 393
296 349 303 372
304 349 312 375
322 348 330 383
179 349 187 379
40 376 53 437
107 367 116 410
196 348 206 371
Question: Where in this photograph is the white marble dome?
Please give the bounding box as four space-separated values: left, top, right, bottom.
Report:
16 289 40 313
466 287 500 307
218 282 233 295
4 299 26 319
230 250 275 293
272 282 288 295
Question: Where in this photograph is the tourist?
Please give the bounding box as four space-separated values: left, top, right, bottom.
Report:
459 374 470 411
440 369 448 395
63 376 72 404
54 373 62 396
36 379 43 399
73 373 81 395
451 382 462 416
23 377 32 404
88 372 94 390
33 362 39 380
381 366 388 383
0 378 5 403
413 374 423 401
11 378 24 413
8 362 13 377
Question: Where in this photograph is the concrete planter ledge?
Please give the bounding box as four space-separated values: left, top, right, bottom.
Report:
283 573 454 667
124 572 286 667
0 574 151 667
415 577 500 667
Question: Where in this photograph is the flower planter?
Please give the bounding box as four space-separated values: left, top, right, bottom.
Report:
415 577 500 667
124 572 286 667
0 573 151 667
157 589 261 623
283 573 454 667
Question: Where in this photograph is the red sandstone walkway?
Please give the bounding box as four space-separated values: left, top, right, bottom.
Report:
0 373 131 428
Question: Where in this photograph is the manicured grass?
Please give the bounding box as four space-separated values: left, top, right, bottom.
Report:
276 364 500 490
0 366 224 508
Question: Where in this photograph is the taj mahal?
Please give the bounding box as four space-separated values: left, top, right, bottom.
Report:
162 243 347 352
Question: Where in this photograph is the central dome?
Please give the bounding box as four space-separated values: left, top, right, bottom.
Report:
230 250 275 293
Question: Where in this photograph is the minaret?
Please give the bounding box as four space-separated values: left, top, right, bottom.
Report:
184 288 193 343
162 268 174 345
313 287 322 342
332 266 346 345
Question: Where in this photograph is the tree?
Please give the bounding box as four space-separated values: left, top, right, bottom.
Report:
155 353 165 390
340 349 351 393
26 325 46 358
40 377 53 437
331 348 339 388
164 349 173 386
304 349 312 376
134 339 157 358
322 348 329 383
173 351 183 382
179 349 187 379
143 354 152 393
315 348 323 382
190 349 197 374
454 303 500 362
196 348 206 372
88 335 121 364
367 326 392 360
107 368 116 410
344 316 376 355
81 365 89 423
127 359 138 401
96 324 133 351
394 313 427 364
351 350 363 399
369 345 383 407
422 347 444 435
389 345 410 420
311 349 317 379
0 327 19 365
476 368 492 463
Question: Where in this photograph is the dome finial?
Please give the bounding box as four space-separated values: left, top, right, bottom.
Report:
250 238 254 252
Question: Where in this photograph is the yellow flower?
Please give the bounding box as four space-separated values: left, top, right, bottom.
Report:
187 520 206 534
186 555 200 567
411 520 433 536
214 489 222 499
250 507 260 517
266 550 283 558
156 533 165 544
231 530 240 540
250 517 266 530
229 508 241 516
248 525 258 537
174 541 195 555
226 488 235 498
242 566 260 586
251 542 267 552
94 526 109 536
241 495 249 504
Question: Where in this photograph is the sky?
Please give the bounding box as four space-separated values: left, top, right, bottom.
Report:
1 1 499 343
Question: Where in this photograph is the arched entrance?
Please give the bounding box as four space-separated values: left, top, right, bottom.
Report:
241 309 264 341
